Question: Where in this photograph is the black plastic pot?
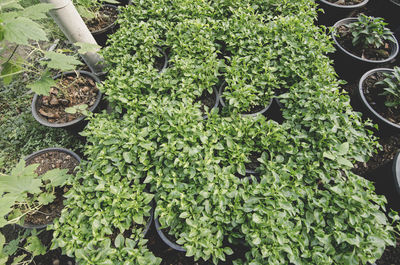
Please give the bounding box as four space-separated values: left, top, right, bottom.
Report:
357 68 400 136
368 0 400 30
154 216 186 252
116 0 129 6
156 47 168 74
202 88 220 120
31 70 102 133
218 82 275 118
21 148 81 229
365 152 400 212
90 4 119 47
331 17 399 81
316 0 369 26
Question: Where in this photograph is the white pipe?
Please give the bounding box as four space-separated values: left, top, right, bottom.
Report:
40 0 105 75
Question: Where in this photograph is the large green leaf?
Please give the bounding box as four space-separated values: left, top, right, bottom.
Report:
0 160 42 196
40 168 70 187
44 51 82 71
26 71 56 96
3 17 47 45
21 3 54 20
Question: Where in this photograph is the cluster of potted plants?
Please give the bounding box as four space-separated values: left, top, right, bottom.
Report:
2 0 400 264
318 0 400 218
45 0 400 264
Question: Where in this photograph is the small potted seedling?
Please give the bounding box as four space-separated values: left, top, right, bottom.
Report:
316 0 369 26
368 0 400 30
332 14 399 80
30 43 103 132
357 66 400 135
0 148 80 264
73 0 120 46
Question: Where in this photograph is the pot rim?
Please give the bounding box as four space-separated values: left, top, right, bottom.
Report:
90 4 119 35
332 17 399 64
31 70 102 128
319 0 369 9
202 87 220 119
358 68 400 131
218 81 274 117
156 46 168 74
154 216 186 252
393 152 400 195
319 0 369 8
21 148 81 229
389 0 400 7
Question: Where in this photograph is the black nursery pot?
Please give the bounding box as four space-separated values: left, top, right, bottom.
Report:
331 18 399 81
368 0 400 30
365 152 400 212
22 148 81 229
357 68 400 136
316 0 369 26
31 70 102 134
154 217 186 252
116 0 129 6
91 4 119 47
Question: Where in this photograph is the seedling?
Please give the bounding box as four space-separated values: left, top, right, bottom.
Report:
347 14 394 49
377 66 400 108
0 160 73 264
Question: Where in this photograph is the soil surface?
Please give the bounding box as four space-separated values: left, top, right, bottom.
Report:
326 0 364 5
1 225 76 265
245 152 261 171
24 151 79 226
336 25 392 61
377 236 400 265
85 5 118 32
195 89 218 114
37 74 99 124
362 71 400 124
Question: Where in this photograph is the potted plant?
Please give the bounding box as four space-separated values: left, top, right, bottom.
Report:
332 14 399 80
0 148 80 264
73 0 120 46
368 0 400 30
357 67 400 135
316 0 369 26
31 70 102 132
51 161 159 264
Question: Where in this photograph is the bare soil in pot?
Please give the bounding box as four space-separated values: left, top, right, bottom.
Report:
376 236 400 265
84 5 118 32
37 74 99 124
362 71 400 124
336 25 392 60
195 89 218 115
24 151 79 226
326 0 365 5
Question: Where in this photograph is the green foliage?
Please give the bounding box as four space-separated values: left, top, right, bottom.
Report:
0 0 93 96
347 14 394 49
0 77 83 173
51 157 161 264
377 66 400 108
52 1 399 265
0 160 72 264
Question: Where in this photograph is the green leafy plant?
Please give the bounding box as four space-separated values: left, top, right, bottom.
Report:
0 159 72 264
347 14 394 49
48 1 400 265
377 66 400 108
